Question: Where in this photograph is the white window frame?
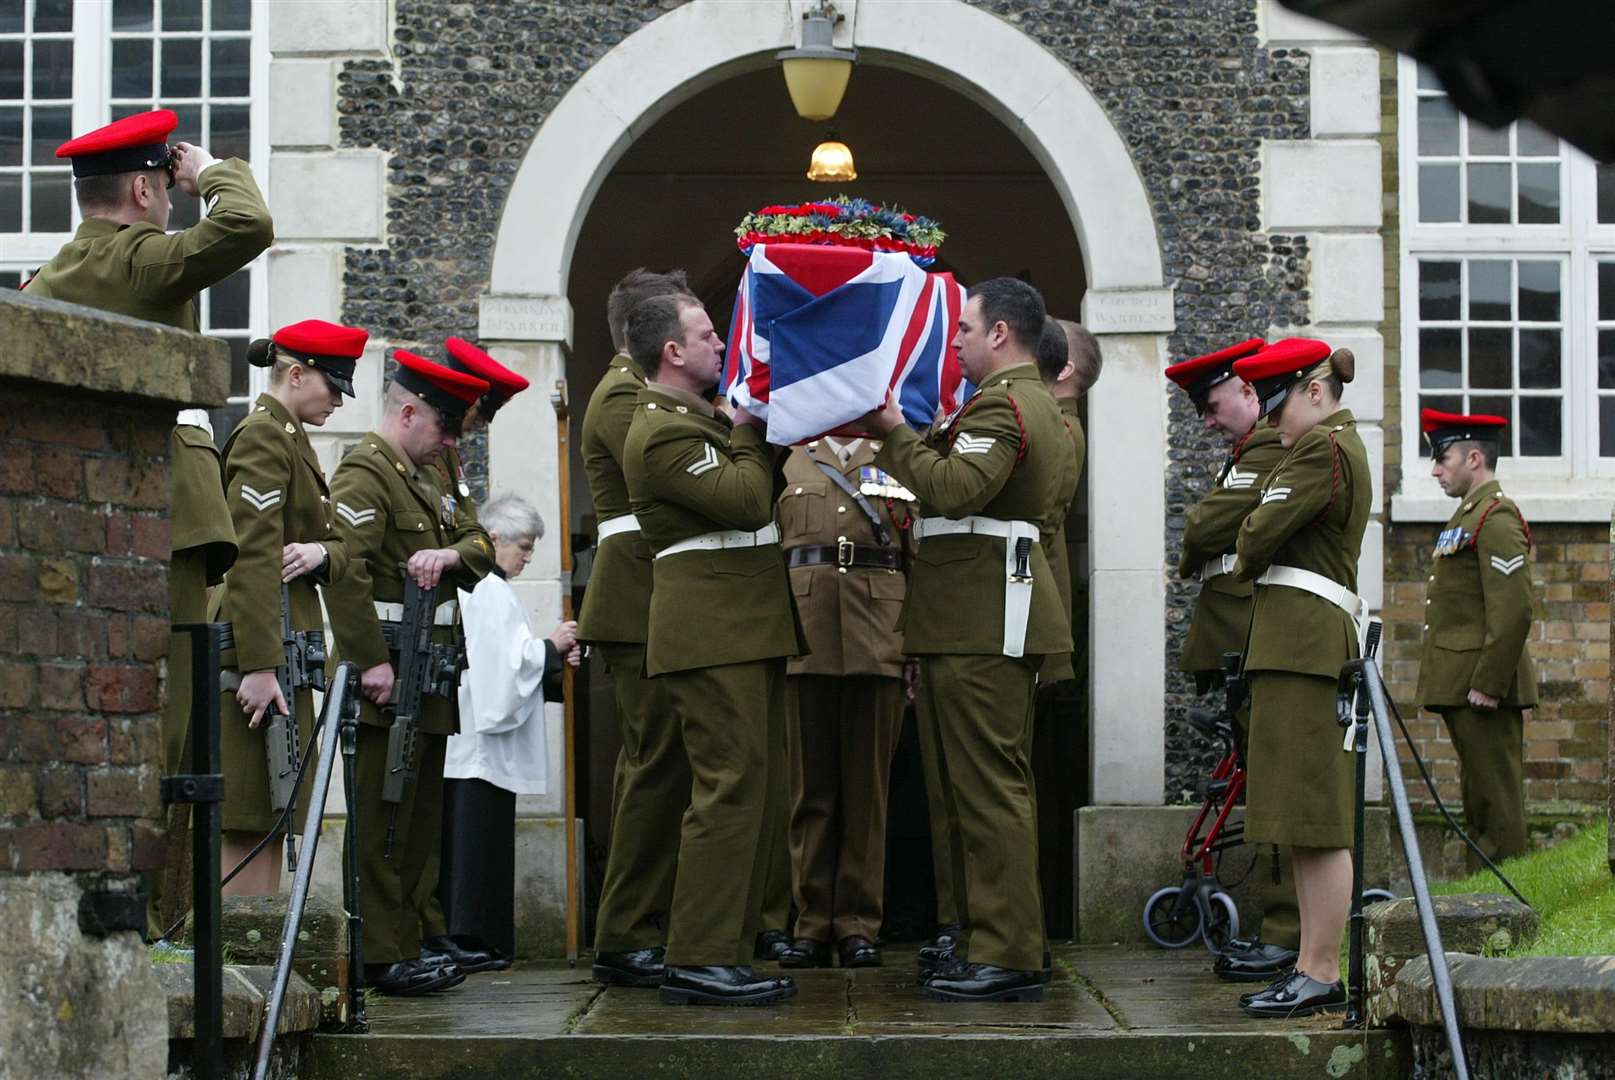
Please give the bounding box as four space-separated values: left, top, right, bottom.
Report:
1394 53 1615 522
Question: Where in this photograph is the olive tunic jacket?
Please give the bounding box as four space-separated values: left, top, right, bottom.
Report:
324 434 494 735
777 440 910 679
22 158 273 330
622 383 807 677
1177 426 1287 675
1415 480 1538 707
577 354 655 645
171 425 239 580
875 362 1074 659
1235 410 1372 679
1040 397 1086 683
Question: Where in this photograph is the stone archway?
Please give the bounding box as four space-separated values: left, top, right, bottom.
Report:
477 0 1176 826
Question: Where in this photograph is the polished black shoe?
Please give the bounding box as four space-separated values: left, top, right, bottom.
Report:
365 958 465 996
592 946 665 987
837 935 881 969
1040 949 1054 984
917 924 961 972
1215 939 1300 982
660 965 798 1006
779 937 832 968
925 962 1043 1003
423 935 509 974
1240 966 1298 1005
753 929 792 962
1241 970 1346 1018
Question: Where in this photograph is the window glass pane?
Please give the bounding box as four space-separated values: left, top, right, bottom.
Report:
0 269 21 289
161 39 202 98
212 0 251 32
169 188 199 229
1517 397 1560 456
33 0 72 32
0 172 20 230
1518 329 1560 389
0 0 21 33
1516 163 1558 224
208 402 247 444
1467 121 1509 157
1599 262 1615 320
1467 163 1511 224
207 269 250 330
163 0 203 32
1601 399 1615 457
225 336 250 395
112 39 154 98
0 41 20 98
29 171 68 231
1600 164 1615 224
170 104 201 145
1416 65 1441 91
1417 97 1460 155
1517 261 1560 322
1468 260 1511 321
1419 260 1461 320
1419 164 1460 223
210 38 250 97
1419 328 1461 388
0 107 20 167
31 105 70 165
209 103 249 162
1471 396 1514 456
1517 122 1558 157
31 40 72 100
1468 328 1512 388
113 0 154 31
1599 330 1615 390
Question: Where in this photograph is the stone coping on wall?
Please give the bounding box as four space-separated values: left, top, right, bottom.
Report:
0 290 230 408
1391 953 1615 1034
155 962 323 1041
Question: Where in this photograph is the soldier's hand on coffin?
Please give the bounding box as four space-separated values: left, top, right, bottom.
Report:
406 547 461 589
1467 688 1500 711
281 541 326 582
237 669 288 730
861 392 904 435
360 661 396 707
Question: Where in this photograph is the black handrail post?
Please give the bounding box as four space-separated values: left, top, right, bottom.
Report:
340 694 368 1031
1344 661 1372 1028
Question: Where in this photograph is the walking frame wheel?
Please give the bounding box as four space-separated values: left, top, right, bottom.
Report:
1201 890 1241 956
1143 885 1203 949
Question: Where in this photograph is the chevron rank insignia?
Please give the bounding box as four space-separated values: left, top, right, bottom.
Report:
239 484 282 512
1260 486 1291 505
686 443 720 477
954 433 996 456
1489 554 1526 576
1223 466 1257 490
336 501 376 528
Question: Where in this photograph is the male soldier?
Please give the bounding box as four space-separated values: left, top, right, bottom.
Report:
622 293 805 1006
1164 339 1301 983
1417 409 1538 864
862 278 1073 1003
581 269 699 987
325 351 494 996
23 107 270 937
773 433 913 970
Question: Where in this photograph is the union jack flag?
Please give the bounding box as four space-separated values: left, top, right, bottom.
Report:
722 244 970 445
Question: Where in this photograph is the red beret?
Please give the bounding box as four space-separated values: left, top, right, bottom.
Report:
443 337 530 398
56 109 177 178
275 319 368 360
1421 408 1507 454
1231 337 1333 417
1164 338 1265 410
393 350 489 434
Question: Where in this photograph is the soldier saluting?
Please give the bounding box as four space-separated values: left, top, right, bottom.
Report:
1417 409 1537 864
324 351 494 997
862 278 1073 1003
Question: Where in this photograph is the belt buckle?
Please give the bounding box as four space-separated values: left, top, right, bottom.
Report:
836 537 855 572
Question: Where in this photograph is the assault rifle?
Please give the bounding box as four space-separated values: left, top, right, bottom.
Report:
264 582 326 872
380 572 464 857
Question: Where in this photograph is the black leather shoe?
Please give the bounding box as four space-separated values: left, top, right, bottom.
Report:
925 962 1044 1003
753 929 791 962
1239 966 1298 1005
917 924 961 972
780 937 831 968
1040 949 1054 984
592 946 665 987
365 958 465 996
1215 939 1300 982
837 935 881 968
660 965 798 1006
423 935 508 974
1241 970 1346 1018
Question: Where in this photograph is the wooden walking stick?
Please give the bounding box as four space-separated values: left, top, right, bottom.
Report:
551 379 580 965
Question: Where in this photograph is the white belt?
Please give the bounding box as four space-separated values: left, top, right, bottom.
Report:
1255 565 1364 622
913 515 1040 544
1200 554 1238 582
374 599 459 626
597 514 641 542
655 523 780 560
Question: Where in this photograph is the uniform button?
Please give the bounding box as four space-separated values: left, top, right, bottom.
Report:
1423 623 1429 631
837 506 847 513
794 486 803 495
1428 575 1435 583
1425 598 1431 605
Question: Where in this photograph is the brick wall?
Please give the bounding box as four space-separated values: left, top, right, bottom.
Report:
0 385 174 877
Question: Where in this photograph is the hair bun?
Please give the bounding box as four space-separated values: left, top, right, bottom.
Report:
246 338 275 368
1330 347 1356 384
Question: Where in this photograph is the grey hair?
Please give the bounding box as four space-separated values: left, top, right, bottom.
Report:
481 493 545 544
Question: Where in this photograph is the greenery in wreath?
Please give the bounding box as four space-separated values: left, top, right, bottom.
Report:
734 196 946 266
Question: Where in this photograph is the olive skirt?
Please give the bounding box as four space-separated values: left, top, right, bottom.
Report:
1244 670 1353 849
218 682 315 835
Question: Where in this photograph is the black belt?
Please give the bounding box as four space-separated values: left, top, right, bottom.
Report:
786 542 902 571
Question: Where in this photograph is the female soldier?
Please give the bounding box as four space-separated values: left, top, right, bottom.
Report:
1230 339 1370 1018
214 319 367 895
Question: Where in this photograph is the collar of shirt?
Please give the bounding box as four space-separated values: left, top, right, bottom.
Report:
823 436 863 465
646 381 716 418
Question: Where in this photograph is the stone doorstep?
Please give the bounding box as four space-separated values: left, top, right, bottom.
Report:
154 963 323 1041
1392 954 1615 1035
183 892 353 1029
1364 892 1538 1026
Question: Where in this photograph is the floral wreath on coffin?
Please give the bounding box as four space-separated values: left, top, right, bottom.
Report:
734 195 946 266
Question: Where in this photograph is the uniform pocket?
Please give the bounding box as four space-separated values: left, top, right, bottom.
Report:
778 481 828 538
915 535 987 567
867 571 906 601
1433 627 1484 651
790 569 813 597
392 510 433 536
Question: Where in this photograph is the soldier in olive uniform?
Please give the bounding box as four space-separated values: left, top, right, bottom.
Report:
621 293 805 1006
773 437 912 970
325 351 494 996
211 321 366 895
1230 340 1370 1018
582 270 698 987
1417 409 1538 863
1165 340 1303 983
862 279 1074 1003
